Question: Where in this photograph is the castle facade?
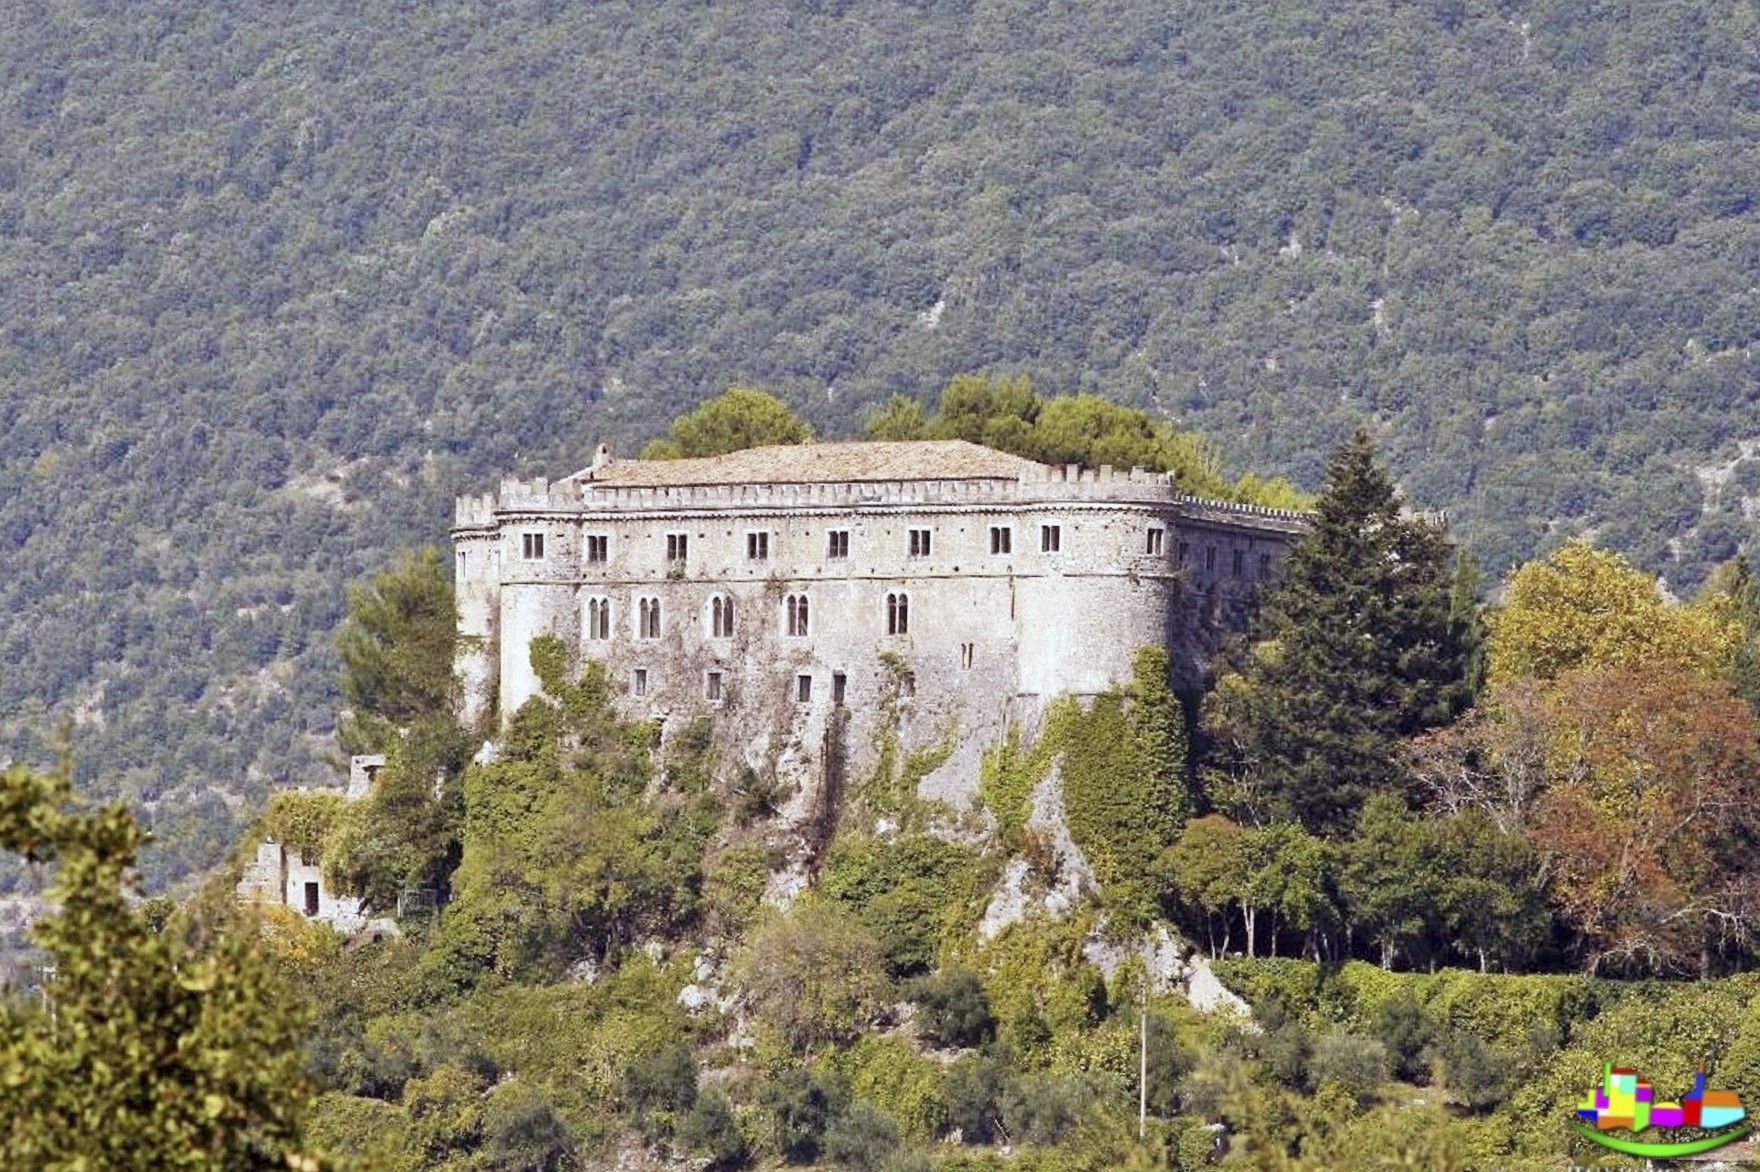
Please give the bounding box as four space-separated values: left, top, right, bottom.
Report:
452 440 1306 802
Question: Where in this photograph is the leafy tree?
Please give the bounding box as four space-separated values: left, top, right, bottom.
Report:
1702 555 1760 712
0 765 320 1169
1488 542 1737 685
1158 814 1251 957
1438 810 1548 973
1339 795 1448 970
336 546 459 751
1525 665 1760 975
757 1067 848 1165
1204 430 1470 832
640 386 813 459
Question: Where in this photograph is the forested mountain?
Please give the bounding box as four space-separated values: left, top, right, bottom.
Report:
6 0 1760 882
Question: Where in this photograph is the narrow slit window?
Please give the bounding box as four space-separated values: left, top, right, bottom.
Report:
522 532 546 560
833 672 847 705
632 668 648 697
961 642 975 669
1259 552 1272 577
1177 540 1190 566
1205 547 1217 573
796 674 812 703
303 881 320 917
989 526 1012 555
1232 548 1244 576
1040 524 1061 552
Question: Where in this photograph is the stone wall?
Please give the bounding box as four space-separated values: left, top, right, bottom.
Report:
451 460 1306 812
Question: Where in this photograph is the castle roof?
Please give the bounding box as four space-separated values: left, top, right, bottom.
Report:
571 440 1051 487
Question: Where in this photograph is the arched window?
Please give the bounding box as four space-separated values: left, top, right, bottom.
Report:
638 597 661 639
711 595 735 639
886 592 909 635
586 597 610 640
786 594 810 637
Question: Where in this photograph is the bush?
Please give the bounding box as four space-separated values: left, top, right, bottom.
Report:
833 1035 949 1142
757 1067 849 1165
621 1042 698 1119
943 1047 1010 1144
909 967 995 1049
479 1083 577 1172
737 903 890 1052
680 1088 751 1170
1000 1074 1092 1146
824 1102 902 1172
1432 1030 1508 1112
1370 991 1436 1082
821 834 984 977
1307 1031 1389 1103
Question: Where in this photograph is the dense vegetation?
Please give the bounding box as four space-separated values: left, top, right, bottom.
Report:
9 0 1760 886
9 425 1760 1167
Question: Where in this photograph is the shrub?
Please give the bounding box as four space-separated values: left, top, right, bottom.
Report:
1370 991 1436 1082
1307 1031 1389 1103
1000 1074 1092 1146
821 834 984 977
621 1042 698 1118
736 903 889 1052
943 1048 1010 1144
833 1035 948 1142
825 1102 903 1172
479 1082 577 1172
757 1066 848 1164
1431 1030 1509 1112
909 967 995 1049
680 1088 751 1170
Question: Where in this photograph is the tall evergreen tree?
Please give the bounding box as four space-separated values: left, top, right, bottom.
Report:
1204 429 1469 832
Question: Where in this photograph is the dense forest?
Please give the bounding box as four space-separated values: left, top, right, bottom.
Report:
8 424 1760 1169
7 0 1760 880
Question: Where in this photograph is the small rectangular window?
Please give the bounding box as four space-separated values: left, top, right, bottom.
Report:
827 530 850 559
457 551 467 578
796 674 813 703
747 532 769 561
960 642 975 670
1177 540 1190 566
909 528 932 557
303 881 320 917
833 672 847 705
585 534 609 563
1040 524 1061 553
989 526 1012 555
633 668 648 697
706 671 723 702
1146 528 1164 556
900 671 916 699
1233 548 1244 576
666 533 688 562
1259 552 1272 576
1205 547 1217 573
522 532 546 560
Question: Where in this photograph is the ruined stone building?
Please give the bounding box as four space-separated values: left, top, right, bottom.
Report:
236 754 382 933
452 440 1307 807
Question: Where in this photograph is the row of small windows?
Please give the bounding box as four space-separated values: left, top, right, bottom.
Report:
631 667 851 706
525 526 1275 578
521 525 1083 563
584 592 898 640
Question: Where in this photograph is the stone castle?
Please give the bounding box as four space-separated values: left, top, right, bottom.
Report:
451 439 1307 809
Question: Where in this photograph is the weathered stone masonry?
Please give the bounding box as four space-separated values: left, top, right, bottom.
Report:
452 440 1307 806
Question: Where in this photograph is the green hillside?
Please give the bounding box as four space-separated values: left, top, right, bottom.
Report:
6 0 1760 881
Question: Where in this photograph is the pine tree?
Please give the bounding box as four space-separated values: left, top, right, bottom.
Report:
1205 429 1470 833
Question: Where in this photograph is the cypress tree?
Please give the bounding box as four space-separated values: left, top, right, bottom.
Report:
1206 429 1470 833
